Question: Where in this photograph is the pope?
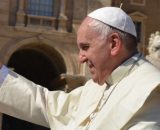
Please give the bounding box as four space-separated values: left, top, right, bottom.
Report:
0 6 160 130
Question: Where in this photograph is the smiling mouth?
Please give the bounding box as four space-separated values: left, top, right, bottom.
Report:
87 61 95 73
87 61 93 68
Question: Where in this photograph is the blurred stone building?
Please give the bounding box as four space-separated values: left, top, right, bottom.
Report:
0 0 160 130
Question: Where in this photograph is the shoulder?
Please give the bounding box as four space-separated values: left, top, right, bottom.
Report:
131 59 160 81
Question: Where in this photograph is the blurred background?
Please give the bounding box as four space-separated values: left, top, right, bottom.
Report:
0 0 160 129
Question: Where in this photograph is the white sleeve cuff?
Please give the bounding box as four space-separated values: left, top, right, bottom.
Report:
0 65 9 86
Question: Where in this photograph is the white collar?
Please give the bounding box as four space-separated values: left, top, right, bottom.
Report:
107 53 145 86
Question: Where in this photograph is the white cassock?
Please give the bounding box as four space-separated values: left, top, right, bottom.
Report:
0 53 160 130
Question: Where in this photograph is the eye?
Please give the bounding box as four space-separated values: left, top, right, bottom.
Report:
82 45 89 51
79 44 89 51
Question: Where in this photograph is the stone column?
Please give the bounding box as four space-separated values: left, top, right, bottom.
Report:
58 0 68 32
16 0 26 26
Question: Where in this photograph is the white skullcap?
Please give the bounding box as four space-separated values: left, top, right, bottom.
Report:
88 7 137 37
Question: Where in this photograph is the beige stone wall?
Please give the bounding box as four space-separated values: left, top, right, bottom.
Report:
0 0 160 129
0 1 88 129
0 1 158 93
0 0 88 75
86 0 160 55
0 27 79 73
118 0 160 54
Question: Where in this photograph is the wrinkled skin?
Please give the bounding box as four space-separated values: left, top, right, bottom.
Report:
77 17 113 85
77 17 133 85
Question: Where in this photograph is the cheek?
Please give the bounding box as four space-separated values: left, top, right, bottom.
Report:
88 44 110 68
93 54 107 69
98 51 110 69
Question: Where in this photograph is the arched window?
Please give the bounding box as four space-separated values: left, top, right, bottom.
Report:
130 11 147 53
27 0 54 16
133 21 142 43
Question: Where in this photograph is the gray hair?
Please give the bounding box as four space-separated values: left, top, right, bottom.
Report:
88 18 138 52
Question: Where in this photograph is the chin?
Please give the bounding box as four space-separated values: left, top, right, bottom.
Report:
92 76 98 83
92 75 106 85
92 77 101 84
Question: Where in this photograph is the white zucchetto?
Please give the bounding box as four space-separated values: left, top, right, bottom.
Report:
88 7 137 38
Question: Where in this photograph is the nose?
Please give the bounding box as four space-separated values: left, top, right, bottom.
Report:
78 51 87 64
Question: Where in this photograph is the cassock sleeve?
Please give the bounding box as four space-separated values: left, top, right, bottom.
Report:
0 67 82 128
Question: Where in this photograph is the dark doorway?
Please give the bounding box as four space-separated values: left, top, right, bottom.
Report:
2 48 66 130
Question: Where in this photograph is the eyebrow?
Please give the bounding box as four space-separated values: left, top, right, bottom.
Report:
78 42 89 47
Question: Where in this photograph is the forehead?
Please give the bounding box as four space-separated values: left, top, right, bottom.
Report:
77 17 100 42
77 17 92 34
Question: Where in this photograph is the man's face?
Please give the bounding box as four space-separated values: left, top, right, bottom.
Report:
77 18 112 84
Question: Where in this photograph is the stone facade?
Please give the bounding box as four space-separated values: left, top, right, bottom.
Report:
0 0 160 130
114 0 160 54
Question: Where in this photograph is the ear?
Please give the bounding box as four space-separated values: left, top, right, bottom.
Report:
109 33 122 56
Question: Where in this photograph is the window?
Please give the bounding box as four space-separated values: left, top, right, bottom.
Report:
27 0 54 16
134 21 142 43
130 0 146 6
130 12 147 43
25 0 56 27
130 12 147 54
